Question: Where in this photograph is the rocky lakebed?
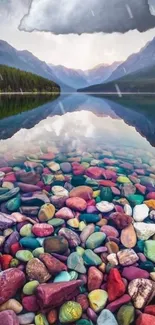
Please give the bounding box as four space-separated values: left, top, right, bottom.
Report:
0 140 155 325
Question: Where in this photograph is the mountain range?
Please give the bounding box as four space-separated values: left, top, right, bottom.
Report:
79 37 155 93
0 40 121 91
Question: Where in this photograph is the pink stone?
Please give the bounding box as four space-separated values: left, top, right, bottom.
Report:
102 170 116 180
3 173 16 183
106 294 131 312
85 167 103 179
36 280 82 311
0 268 25 304
32 223 54 237
135 184 146 195
39 253 67 274
87 266 104 292
122 266 149 281
22 295 39 312
101 225 119 238
55 207 74 219
0 310 19 325
146 192 155 200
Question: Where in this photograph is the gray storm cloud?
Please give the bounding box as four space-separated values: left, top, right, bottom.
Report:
19 0 155 34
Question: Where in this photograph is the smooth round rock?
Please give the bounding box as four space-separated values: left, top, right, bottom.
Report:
54 271 71 283
44 236 68 254
86 232 106 249
0 299 23 314
96 201 114 213
69 186 93 201
18 312 35 325
16 250 33 262
128 278 154 309
38 203 55 222
26 258 51 283
83 249 102 266
20 237 40 250
66 197 87 212
97 309 118 325
121 224 137 248
117 304 135 325
88 289 108 312
133 204 149 222
20 224 33 237
67 252 86 274
144 240 155 262
32 223 54 237
59 301 82 323
23 281 39 295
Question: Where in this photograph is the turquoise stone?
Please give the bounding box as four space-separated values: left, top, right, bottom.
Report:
127 194 144 206
80 214 100 223
86 232 106 249
139 261 154 272
6 195 21 212
69 271 78 280
83 249 102 266
76 320 92 325
137 240 145 252
67 252 86 274
20 237 40 250
53 271 71 282
100 187 113 202
0 187 20 203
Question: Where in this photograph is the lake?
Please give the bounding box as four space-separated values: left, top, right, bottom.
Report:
0 94 155 324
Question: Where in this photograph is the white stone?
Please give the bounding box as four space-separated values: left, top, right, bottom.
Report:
97 309 118 325
133 204 149 222
52 186 69 197
96 201 114 213
134 222 155 240
107 253 118 266
124 204 132 216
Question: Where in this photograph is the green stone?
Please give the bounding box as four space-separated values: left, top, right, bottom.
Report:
48 218 64 227
33 247 44 257
69 271 78 280
10 258 20 267
20 237 40 250
83 249 102 266
76 246 85 256
100 187 113 202
80 213 100 223
42 174 54 185
23 280 39 295
139 261 154 272
127 194 144 206
82 157 92 163
117 304 135 325
16 250 33 262
86 232 106 249
137 240 145 252
96 196 101 203
53 271 71 282
6 195 21 212
76 320 92 325
71 176 86 187
85 178 98 188
144 240 155 262
20 224 33 237
59 301 82 323
0 187 20 203
35 313 49 325
0 188 9 194
67 252 86 274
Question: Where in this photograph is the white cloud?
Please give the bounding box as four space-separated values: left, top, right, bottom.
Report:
19 0 155 34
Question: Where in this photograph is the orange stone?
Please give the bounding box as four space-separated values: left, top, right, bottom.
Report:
105 241 119 254
121 224 137 248
47 309 58 324
144 200 155 209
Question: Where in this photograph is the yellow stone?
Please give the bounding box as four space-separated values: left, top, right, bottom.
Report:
38 203 55 222
88 289 108 312
93 190 100 198
98 263 106 273
117 176 131 184
54 174 65 181
81 162 90 168
144 200 155 209
150 272 155 281
67 218 79 228
0 299 23 313
76 246 85 256
79 221 86 231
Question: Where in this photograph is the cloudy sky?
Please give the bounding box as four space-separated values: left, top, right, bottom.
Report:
0 0 155 69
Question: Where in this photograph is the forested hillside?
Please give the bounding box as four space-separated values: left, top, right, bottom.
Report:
0 65 60 93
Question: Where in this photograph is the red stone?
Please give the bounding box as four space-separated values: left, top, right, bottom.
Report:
76 294 89 311
36 280 82 311
0 268 25 304
88 267 104 292
87 199 96 206
3 172 16 183
85 167 103 179
107 268 126 302
40 153 55 160
32 224 54 237
136 313 155 325
39 253 67 275
102 170 116 180
99 180 116 187
22 295 39 312
144 305 155 316
135 184 146 195
0 254 13 270
10 242 22 256
110 212 133 230
66 197 87 212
